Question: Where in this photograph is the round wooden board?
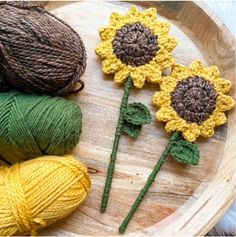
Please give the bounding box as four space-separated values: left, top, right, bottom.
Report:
43 1 235 236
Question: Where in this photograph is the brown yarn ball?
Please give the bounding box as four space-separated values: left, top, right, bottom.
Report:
0 2 86 95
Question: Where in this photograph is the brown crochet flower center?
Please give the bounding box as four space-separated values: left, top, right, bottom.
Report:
171 76 217 124
112 22 159 67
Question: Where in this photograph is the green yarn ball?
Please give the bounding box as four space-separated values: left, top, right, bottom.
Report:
0 92 82 162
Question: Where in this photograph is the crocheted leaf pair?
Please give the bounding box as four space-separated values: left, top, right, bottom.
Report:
123 102 151 138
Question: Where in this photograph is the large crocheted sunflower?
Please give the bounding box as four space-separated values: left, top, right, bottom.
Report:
96 6 177 88
96 6 177 218
153 61 235 142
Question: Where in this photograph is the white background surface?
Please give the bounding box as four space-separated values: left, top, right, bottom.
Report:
205 1 236 36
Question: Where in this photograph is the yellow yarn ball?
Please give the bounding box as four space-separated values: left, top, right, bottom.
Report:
0 155 91 236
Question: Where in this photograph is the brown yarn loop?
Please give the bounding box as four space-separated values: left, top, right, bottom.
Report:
67 79 85 95
0 2 87 96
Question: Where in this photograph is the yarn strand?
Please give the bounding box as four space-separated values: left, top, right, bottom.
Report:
119 132 181 233
100 76 133 213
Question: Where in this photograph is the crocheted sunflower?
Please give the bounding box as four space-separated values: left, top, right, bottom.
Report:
153 61 235 141
96 6 177 216
119 61 235 234
96 6 177 88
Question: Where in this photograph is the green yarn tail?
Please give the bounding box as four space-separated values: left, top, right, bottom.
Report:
119 132 193 233
100 76 133 213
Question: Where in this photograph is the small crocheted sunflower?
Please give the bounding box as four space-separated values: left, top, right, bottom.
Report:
153 61 235 141
96 6 177 88
96 6 177 216
119 61 235 234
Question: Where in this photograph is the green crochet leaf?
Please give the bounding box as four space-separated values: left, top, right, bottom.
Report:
170 140 200 165
122 120 142 138
124 102 151 125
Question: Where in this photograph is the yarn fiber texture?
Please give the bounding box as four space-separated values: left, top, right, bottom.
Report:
0 2 86 95
0 92 82 162
0 155 91 236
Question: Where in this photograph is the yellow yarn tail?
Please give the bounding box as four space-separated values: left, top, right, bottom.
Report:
0 155 91 236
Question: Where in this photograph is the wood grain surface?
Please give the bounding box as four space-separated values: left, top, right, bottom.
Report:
41 1 235 236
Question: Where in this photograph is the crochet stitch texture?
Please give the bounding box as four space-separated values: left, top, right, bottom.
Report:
96 6 177 88
153 61 235 141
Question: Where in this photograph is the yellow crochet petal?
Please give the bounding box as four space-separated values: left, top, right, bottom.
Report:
213 78 232 94
127 6 140 18
165 117 188 133
146 65 162 83
110 12 125 26
99 27 116 41
182 124 200 142
156 106 176 122
142 8 157 21
211 111 227 126
95 41 113 59
217 93 235 112
160 76 178 93
184 62 220 84
171 63 192 80
153 91 171 107
151 22 170 36
130 69 146 88
102 56 121 74
114 68 129 85
189 60 205 74
204 65 220 79
158 35 178 52
155 50 175 70
200 118 215 138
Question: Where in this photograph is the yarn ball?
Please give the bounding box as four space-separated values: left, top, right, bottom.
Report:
0 92 82 163
0 155 91 236
0 2 86 95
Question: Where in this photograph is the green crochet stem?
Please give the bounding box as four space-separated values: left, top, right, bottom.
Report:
119 132 181 233
100 76 133 213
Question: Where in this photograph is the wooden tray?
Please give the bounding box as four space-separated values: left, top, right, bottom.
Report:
43 1 236 236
